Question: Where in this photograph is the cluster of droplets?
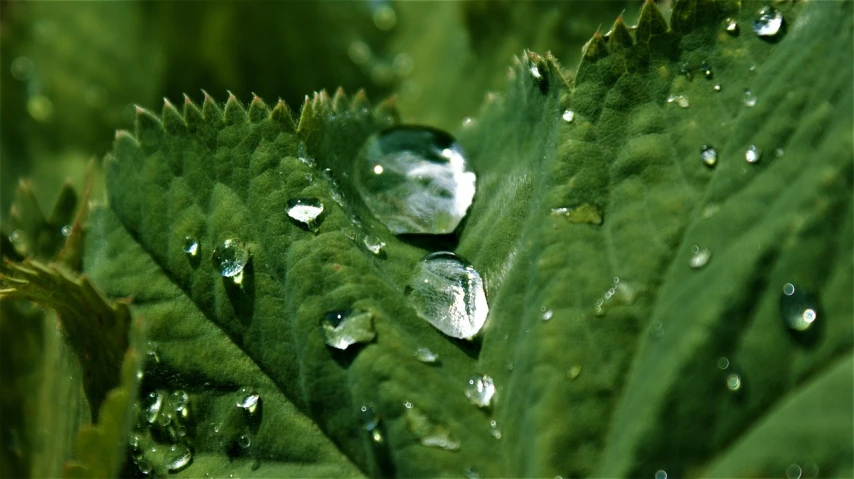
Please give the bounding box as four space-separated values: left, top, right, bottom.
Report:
128 389 194 475
593 277 635 316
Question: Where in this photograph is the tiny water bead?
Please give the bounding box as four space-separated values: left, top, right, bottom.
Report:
408 252 488 340
238 435 251 449
726 372 743 391
562 109 575 123
143 391 164 424
689 245 712 269
743 89 758 107
714 84 722 92
701 61 713 79
363 235 386 256
464 374 496 408
701 145 718 168
655 470 668 479
236 387 260 414
359 405 379 431
567 364 583 380
745 145 762 163
753 6 784 38
286 198 324 230
489 419 502 439
182 236 199 257
354 126 476 235
717 356 730 370
550 204 603 225
61 225 72 237
542 309 554 321
780 283 819 333
667 94 690 108
320 309 376 349
414 347 439 363
212 239 249 278
724 17 739 35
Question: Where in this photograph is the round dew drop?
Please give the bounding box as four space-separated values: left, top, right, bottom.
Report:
743 89 758 107
464 374 496 408
562 110 575 123
212 239 249 278
753 7 784 38
182 236 199 257
780 283 819 333
236 387 260 414
701 145 718 168
745 145 762 163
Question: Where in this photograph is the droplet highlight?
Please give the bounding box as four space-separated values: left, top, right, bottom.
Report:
354 126 476 235
320 309 376 349
780 283 819 333
287 198 324 230
464 374 495 408
408 252 488 340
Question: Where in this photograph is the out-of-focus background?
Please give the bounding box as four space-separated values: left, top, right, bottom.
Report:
0 0 647 221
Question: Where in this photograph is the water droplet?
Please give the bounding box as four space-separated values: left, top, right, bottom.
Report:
359 405 379 430
465 466 481 479
165 444 192 472
371 429 384 443
10 56 34 81
182 236 199 257
567 364 583 380
701 61 713 79
372 5 397 30
212 238 249 278
775 148 785 158
363 235 386 256
529 63 543 81
408 252 488 339
176 425 186 437
128 433 140 449
136 459 153 475
745 145 762 163
542 309 554 321
414 347 439 363
743 89 758 107
562 110 575 123
8 229 24 244
701 145 717 168
667 94 690 108
753 6 784 38
724 17 739 35
404 407 460 450
679 61 693 80
142 391 164 424
786 464 803 479
780 283 819 333
171 390 188 412
654 470 668 479
287 198 324 230
238 434 251 449
488 419 502 439
713 84 721 92
464 374 495 407
717 357 730 369
689 245 712 269
355 126 476 235
320 309 376 349
348 40 371 65
726 372 742 391
236 387 260 414
550 204 603 224
61 225 72 237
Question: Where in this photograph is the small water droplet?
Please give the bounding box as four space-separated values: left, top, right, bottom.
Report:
726 372 742 391
701 145 718 168
408 252 488 339
165 444 192 472
542 309 554 321
680 61 693 80
745 145 762 163
371 429 384 443
359 405 379 431
414 347 439 363
372 5 397 30
403 401 413 409
775 148 785 158
355 126 476 235
550 204 603 224
464 374 495 407
717 357 730 370
701 61 713 79
10 56 34 81
689 245 712 269
786 464 803 479
363 235 386 256
61 225 72 237
488 419 502 439
562 109 575 123
654 470 667 479
136 459 153 475
171 390 188 411
348 40 371 65
176 425 186 437
287 198 324 230
567 364 583 380
465 466 481 479
320 309 376 349
780 283 819 333
529 64 543 81
724 17 739 35
236 387 260 414
142 391 163 423
238 434 251 449
667 94 690 108
182 236 199 257
404 407 459 450
8 229 24 244
713 84 721 92
753 6 784 38
743 89 758 107
212 238 249 278
128 433 140 449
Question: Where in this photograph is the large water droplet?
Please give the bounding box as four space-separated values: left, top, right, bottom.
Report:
142 391 163 424
408 252 488 339
780 283 819 333
287 198 324 230
753 7 784 38
464 374 495 407
354 126 476 235
236 387 260 414
541 308 554 321
363 235 386 256
320 309 376 349
212 239 249 278
689 246 712 269
701 145 718 168
182 236 199 257
743 89 758 107
414 347 439 363
786 464 803 479
404 407 460 450
171 390 188 412
165 444 192 472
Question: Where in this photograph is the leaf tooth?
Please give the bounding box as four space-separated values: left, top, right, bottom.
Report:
331 87 347 113
544 51 571 92
183 94 204 128
134 105 165 148
373 95 400 127
248 93 270 124
635 0 669 43
607 14 635 50
271 98 296 132
224 91 248 125
582 31 609 62
297 95 316 133
161 97 186 134
351 89 371 115
201 89 224 124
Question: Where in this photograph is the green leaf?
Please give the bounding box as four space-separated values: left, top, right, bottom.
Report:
88 0 852 476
